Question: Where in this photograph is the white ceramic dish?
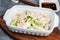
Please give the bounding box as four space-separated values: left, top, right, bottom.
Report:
39 0 60 12
3 5 59 36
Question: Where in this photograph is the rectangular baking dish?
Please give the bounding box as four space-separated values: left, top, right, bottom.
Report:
3 5 59 36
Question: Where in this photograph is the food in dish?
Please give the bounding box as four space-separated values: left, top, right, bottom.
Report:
42 3 57 10
10 10 51 30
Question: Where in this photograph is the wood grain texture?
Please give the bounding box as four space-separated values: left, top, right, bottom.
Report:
19 0 39 7
0 18 60 40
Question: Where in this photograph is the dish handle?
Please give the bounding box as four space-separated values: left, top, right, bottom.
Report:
54 14 59 28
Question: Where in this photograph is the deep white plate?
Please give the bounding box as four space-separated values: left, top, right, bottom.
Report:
3 5 59 36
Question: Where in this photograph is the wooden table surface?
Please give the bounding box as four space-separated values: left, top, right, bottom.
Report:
0 18 60 40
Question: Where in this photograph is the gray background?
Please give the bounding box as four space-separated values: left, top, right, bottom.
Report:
0 0 60 40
